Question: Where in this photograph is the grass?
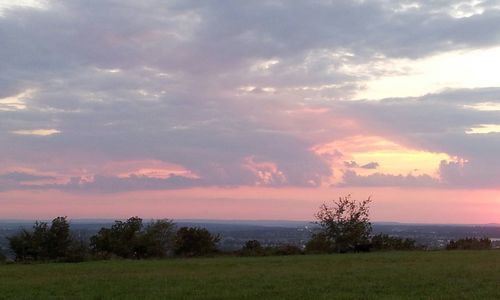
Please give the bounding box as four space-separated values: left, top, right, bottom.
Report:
0 250 499 299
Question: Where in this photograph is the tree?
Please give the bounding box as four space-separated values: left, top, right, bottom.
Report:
314 194 372 253
141 219 176 258
9 221 51 261
8 229 34 261
89 227 113 258
30 221 50 259
90 217 144 259
8 217 73 261
90 217 176 259
47 216 71 259
110 216 143 258
174 227 220 257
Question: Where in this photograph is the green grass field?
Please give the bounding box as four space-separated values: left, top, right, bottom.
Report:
0 251 499 299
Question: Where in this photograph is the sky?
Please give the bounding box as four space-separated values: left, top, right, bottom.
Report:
1 0 500 223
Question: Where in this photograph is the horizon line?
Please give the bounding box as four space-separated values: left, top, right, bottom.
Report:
0 218 498 227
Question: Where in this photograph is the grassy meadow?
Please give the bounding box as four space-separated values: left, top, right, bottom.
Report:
0 250 499 299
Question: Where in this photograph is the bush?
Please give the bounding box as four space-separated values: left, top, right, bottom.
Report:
174 227 220 257
239 240 264 256
238 241 303 257
269 244 303 256
63 239 89 262
446 237 492 250
305 232 333 254
371 234 417 251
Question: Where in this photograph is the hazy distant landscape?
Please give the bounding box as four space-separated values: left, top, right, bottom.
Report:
2 220 500 259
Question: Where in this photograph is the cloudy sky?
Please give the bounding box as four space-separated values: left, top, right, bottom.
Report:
1 0 500 223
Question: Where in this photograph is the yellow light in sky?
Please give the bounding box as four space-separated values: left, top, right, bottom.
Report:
0 89 33 111
118 168 200 179
313 135 453 184
352 150 449 177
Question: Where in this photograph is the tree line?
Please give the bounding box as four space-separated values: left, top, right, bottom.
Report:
1 195 494 263
6 216 223 262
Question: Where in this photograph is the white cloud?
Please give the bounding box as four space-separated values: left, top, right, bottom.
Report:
0 0 47 16
356 46 500 99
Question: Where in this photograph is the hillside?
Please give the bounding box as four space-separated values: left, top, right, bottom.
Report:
1 250 499 299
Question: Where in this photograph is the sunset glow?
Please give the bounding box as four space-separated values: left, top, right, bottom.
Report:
1 0 499 223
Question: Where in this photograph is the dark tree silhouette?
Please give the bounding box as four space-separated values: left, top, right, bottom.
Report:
47 217 72 259
174 227 220 257
8 217 74 261
371 233 417 251
141 219 176 258
90 217 176 259
90 217 144 258
314 195 372 253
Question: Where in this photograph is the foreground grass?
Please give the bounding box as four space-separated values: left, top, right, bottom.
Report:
0 251 499 299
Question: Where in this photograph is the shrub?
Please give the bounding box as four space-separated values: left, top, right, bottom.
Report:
305 232 333 254
371 234 417 251
239 240 264 256
446 237 492 250
269 244 303 256
62 239 89 262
